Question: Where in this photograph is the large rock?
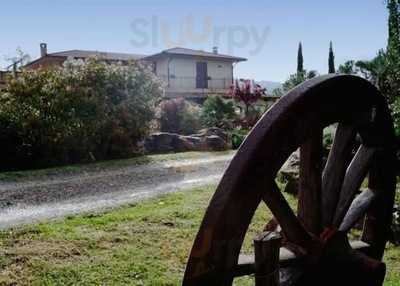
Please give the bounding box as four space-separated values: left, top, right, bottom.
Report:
192 127 229 143
278 148 329 196
144 128 230 153
204 135 227 151
279 150 300 180
144 133 197 153
279 150 300 195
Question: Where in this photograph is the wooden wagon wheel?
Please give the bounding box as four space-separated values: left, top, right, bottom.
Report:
183 75 396 286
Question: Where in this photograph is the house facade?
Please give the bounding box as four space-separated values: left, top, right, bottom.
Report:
142 47 246 99
22 44 247 100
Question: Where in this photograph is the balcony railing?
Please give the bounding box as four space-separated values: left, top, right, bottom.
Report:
158 75 232 90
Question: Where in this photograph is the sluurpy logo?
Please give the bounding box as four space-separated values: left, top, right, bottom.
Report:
130 14 270 56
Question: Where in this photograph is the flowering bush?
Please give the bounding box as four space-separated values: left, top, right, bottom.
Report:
228 79 266 113
0 58 163 170
228 79 266 128
158 97 202 135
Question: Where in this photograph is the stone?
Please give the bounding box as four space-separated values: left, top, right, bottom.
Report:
279 150 300 180
192 127 229 143
144 132 180 153
279 150 300 195
144 132 200 153
144 128 230 153
204 135 228 151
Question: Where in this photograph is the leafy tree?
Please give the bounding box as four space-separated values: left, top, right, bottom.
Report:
339 51 392 99
387 0 400 60
328 41 336 74
297 42 304 73
0 58 162 170
282 70 318 92
227 80 266 128
271 88 284 97
306 70 318 79
4 47 31 69
355 50 388 86
338 60 357 74
200 96 236 129
273 42 317 96
228 79 266 117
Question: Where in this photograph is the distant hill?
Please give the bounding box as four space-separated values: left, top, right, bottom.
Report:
257 81 282 94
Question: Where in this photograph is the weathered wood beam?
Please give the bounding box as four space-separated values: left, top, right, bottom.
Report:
235 241 370 278
339 189 377 232
321 124 357 227
298 130 323 235
254 232 282 286
333 146 376 227
262 182 311 249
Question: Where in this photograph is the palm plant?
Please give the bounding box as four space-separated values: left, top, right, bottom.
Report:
355 50 388 86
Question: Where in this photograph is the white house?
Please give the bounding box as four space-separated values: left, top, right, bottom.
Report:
23 44 247 101
142 47 247 100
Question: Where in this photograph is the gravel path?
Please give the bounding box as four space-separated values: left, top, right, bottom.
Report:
0 152 234 229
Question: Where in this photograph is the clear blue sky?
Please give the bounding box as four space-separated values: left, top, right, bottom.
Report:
0 0 388 82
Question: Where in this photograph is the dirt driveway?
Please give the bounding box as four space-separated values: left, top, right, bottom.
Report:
0 152 234 229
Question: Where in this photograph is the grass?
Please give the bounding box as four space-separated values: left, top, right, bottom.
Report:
0 151 234 182
0 185 398 285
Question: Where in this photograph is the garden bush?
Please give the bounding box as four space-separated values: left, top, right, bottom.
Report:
391 96 400 137
230 128 250 150
159 97 202 135
392 189 400 244
200 95 236 129
0 58 163 170
228 79 266 128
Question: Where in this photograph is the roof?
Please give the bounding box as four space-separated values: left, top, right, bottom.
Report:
48 50 146 61
142 47 247 62
24 49 146 68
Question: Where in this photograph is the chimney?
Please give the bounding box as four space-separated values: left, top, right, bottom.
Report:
213 46 218 54
40 43 47 57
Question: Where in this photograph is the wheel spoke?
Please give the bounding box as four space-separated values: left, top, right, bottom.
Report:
262 181 312 249
339 189 377 232
322 124 357 227
362 150 397 260
333 146 376 227
298 130 323 234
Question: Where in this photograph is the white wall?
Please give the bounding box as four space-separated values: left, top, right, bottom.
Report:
154 56 233 90
154 58 169 78
207 60 233 89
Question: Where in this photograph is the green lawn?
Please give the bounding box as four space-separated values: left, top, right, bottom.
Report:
0 185 398 286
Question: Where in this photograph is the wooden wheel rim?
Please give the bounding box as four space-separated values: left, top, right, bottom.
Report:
183 75 396 286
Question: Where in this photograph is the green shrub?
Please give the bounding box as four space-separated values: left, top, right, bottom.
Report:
159 98 202 135
180 102 202 135
392 185 400 244
230 128 250 149
391 97 400 137
0 58 162 170
323 131 334 149
200 95 236 129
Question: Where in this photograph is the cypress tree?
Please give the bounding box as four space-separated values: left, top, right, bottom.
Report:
328 41 336 74
297 42 304 74
387 0 400 58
